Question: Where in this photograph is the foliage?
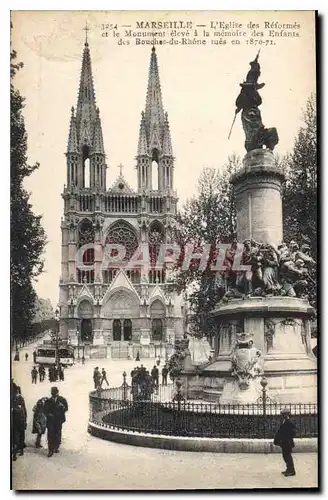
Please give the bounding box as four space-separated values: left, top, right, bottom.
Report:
33 297 54 323
281 94 317 309
170 155 241 339
11 48 47 344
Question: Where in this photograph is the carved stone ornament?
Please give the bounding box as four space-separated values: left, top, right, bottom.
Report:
231 333 263 390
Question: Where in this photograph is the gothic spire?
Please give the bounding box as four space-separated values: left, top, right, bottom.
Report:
162 112 173 156
75 38 97 145
92 107 105 154
67 106 78 153
137 111 149 156
144 46 165 145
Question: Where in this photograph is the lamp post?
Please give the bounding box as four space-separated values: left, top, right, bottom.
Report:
54 306 60 369
260 376 268 417
122 371 128 401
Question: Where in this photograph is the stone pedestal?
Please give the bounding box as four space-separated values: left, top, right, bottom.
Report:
220 379 263 405
230 149 285 246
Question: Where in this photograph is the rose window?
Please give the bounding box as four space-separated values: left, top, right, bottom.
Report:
105 221 139 261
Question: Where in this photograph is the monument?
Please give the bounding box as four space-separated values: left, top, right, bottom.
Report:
179 54 317 404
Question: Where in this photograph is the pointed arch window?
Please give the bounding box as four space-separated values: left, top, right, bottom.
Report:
152 319 163 341
113 319 122 341
82 145 90 188
123 319 132 341
151 149 159 191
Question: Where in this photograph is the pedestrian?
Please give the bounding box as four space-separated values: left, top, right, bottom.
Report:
40 365 46 382
14 349 20 361
44 387 68 457
93 367 102 389
48 366 53 382
53 365 58 382
162 365 168 386
156 356 161 367
12 384 27 461
25 353 28 362
81 355 85 365
33 350 37 364
101 368 109 387
32 397 47 448
274 408 296 477
135 350 140 362
59 365 65 382
151 365 159 387
38 364 43 382
31 366 38 384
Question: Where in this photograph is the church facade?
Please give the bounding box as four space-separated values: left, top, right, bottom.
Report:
59 39 184 357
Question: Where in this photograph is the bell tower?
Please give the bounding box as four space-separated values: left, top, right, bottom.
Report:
136 46 175 194
66 31 107 191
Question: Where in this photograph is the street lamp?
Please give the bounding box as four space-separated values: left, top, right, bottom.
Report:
54 306 60 369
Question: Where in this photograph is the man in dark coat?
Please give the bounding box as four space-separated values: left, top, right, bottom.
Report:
274 408 296 476
93 367 102 389
44 387 68 457
12 385 27 460
31 366 38 384
100 368 109 387
162 365 168 386
151 366 159 387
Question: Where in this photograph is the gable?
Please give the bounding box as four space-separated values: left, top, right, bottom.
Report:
108 175 135 194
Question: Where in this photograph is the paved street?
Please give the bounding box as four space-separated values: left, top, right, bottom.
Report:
12 344 318 491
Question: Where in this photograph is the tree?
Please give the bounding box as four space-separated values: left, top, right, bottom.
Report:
170 155 240 339
11 47 47 345
33 297 54 324
281 94 317 309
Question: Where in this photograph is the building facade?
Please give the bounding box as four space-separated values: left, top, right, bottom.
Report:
59 40 184 357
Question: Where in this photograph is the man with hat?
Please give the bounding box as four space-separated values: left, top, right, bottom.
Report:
273 408 296 476
44 387 68 457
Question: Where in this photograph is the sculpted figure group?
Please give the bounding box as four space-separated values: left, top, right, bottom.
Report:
222 238 315 301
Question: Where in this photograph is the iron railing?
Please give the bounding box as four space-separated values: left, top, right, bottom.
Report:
89 377 318 439
92 382 175 403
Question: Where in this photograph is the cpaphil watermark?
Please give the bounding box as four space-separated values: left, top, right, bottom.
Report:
75 242 251 273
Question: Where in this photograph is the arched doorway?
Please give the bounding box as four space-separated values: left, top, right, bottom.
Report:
78 300 94 343
81 319 93 343
113 319 122 341
123 319 132 341
150 299 166 342
152 318 163 341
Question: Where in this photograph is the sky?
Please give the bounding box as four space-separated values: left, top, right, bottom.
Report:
11 11 316 306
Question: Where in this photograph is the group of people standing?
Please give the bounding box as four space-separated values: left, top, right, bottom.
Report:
93 367 109 389
31 364 46 383
30 364 65 384
12 381 68 460
48 364 65 383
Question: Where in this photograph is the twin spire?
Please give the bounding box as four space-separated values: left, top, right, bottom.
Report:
67 38 174 189
137 46 174 158
67 38 105 155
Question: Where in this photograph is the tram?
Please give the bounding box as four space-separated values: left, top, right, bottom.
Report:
35 344 75 366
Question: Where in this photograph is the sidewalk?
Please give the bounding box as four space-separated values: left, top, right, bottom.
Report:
12 344 318 490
